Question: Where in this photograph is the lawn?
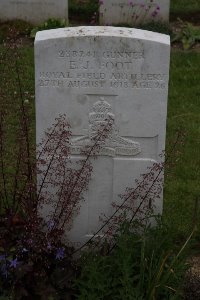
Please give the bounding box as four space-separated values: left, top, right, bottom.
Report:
164 51 200 237
171 0 200 14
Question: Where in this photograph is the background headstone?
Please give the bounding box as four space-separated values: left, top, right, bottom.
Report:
0 0 68 24
35 26 170 247
99 0 170 26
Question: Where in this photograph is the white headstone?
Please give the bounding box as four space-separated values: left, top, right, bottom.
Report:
99 0 170 26
0 0 68 24
35 26 170 248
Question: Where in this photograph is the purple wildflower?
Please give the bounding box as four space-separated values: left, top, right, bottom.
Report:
47 219 55 231
10 258 19 268
99 0 104 5
151 10 158 17
55 247 65 260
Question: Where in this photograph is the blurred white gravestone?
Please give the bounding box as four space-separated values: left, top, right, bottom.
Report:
0 0 68 24
35 26 170 248
99 0 170 26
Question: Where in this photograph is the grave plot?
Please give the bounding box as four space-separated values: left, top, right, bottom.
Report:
35 26 170 247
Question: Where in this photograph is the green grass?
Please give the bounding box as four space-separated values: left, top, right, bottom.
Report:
164 51 200 237
0 43 200 238
75 221 189 300
0 46 35 141
170 0 200 14
69 0 98 23
0 46 35 202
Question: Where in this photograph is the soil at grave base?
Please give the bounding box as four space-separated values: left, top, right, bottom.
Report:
170 11 200 26
0 20 34 48
171 19 200 51
1 36 34 48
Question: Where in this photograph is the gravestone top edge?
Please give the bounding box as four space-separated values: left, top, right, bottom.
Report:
35 26 170 45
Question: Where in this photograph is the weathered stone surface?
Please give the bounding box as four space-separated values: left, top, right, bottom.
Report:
35 26 170 247
0 0 68 24
99 0 170 26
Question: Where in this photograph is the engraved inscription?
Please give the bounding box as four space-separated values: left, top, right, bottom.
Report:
58 50 144 59
38 48 167 90
70 97 141 157
39 72 167 89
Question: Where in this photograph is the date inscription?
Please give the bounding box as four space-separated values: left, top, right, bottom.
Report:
39 71 166 90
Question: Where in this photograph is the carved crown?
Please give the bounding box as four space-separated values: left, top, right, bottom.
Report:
92 97 111 113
